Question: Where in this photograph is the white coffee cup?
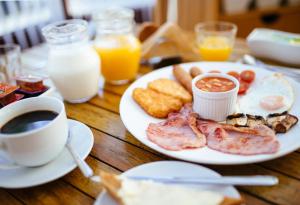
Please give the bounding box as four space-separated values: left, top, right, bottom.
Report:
0 96 68 168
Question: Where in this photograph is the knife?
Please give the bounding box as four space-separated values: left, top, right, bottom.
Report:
127 175 278 186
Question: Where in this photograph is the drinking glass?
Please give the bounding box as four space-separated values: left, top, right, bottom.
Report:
0 44 21 83
195 22 237 61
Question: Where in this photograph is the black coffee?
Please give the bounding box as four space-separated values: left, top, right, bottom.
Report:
0 110 58 134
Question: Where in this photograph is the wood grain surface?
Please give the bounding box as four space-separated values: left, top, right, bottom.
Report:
1 38 299 205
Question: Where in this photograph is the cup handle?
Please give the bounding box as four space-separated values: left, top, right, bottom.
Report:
0 139 21 169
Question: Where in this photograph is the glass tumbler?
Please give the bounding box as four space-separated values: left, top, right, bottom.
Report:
0 44 21 83
195 22 237 61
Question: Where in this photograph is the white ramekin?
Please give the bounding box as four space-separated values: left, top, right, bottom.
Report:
192 73 240 122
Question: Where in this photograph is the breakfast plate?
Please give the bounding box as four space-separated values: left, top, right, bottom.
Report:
0 119 94 188
120 62 300 165
94 161 241 205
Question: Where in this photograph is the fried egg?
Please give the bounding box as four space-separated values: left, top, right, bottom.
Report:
238 73 294 117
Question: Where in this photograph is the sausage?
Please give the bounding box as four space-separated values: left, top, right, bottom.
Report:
190 66 203 78
173 65 193 94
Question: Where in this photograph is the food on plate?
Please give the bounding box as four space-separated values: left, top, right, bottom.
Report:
132 88 182 118
237 81 249 95
240 70 255 83
208 70 221 73
16 75 45 92
146 104 206 151
226 70 255 95
238 73 294 117
196 118 279 155
173 65 193 94
192 73 239 122
266 111 298 133
146 104 279 155
227 113 267 128
246 114 266 127
189 66 203 78
226 71 240 80
148 78 192 103
226 112 298 133
0 83 24 107
195 76 236 92
100 171 243 205
226 113 247 127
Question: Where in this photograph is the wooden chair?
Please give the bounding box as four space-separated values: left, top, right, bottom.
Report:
0 0 66 49
154 0 219 30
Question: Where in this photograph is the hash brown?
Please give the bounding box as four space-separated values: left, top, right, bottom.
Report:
132 88 182 118
148 78 192 103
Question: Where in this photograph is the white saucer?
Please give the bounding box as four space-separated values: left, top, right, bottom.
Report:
95 161 241 205
0 119 94 188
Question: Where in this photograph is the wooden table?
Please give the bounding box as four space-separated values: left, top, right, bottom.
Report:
1 39 300 205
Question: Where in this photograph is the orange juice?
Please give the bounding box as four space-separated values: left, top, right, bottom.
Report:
199 36 232 61
95 35 141 84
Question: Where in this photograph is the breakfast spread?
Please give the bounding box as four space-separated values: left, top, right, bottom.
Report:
238 73 294 116
192 73 240 122
227 111 298 133
147 104 206 151
195 76 236 92
100 171 243 205
189 66 203 78
0 76 48 108
16 75 47 95
173 65 193 94
0 83 23 107
131 64 298 156
133 78 191 118
148 78 192 103
133 88 182 118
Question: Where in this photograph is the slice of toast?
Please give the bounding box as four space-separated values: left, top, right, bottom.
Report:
132 88 183 118
148 78 192 104
99 171 243 205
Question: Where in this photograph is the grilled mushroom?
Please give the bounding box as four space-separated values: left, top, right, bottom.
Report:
267 111 298 133
226 113 247 127
246 114 266 127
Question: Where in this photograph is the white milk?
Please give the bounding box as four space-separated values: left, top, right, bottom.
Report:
47 44 100 102
42 20 100 103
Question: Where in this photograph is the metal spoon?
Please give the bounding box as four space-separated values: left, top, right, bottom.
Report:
66 129 101 183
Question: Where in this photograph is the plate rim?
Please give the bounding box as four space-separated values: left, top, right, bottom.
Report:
120 61 300 165
95 160 241 205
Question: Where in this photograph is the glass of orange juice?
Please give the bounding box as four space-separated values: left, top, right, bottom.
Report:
93 8 141 85
195 22 237 61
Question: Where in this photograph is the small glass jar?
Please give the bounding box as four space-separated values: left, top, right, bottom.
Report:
42 19 100 103
93 8 141 85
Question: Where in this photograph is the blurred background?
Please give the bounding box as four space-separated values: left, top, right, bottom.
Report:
0 0 300 50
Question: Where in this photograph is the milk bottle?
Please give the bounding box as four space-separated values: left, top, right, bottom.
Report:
42 19 100 103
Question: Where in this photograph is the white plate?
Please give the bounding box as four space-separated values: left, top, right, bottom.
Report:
120 62 300 165
0 119 94 188
95 161 241 205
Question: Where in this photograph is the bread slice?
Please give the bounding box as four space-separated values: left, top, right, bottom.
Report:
132 88 182 118
148 78 192 103
99 171 243 205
